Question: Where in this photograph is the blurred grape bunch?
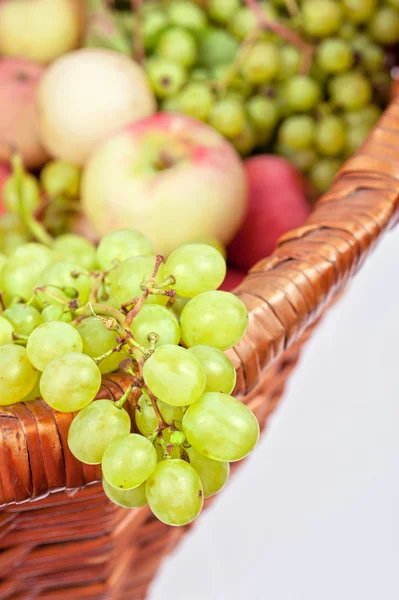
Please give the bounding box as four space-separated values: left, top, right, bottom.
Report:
84 0 132 55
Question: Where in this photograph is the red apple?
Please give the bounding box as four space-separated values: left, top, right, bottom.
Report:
81 112 248 256
219 267 247 292
0 162 11 216
0 58 48 169
228 155 311 270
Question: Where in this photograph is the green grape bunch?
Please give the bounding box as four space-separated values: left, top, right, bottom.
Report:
90 0 399 194
0 159 259 527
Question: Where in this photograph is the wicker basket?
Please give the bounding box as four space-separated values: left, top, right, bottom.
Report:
1 89 399 598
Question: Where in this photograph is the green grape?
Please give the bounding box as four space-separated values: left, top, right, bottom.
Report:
343 0 376 23
207 0 239 23
146 458 203 526
102 433 157 490
0 252 6 278
316 38 354 74
41 305 72 323
197 29 239 68
161 96 181 112
340 23 356 41
41 160 81 197
283 75 321 112
315 115 346 157
278 45 300 80
361 43 384 74
310 159 341 193
2 243 56 301
180 290 248 350
246 96 278 132
278 115 316 151
240 41 280 84
0 316 14 346
387 0 399 9
0 345 38 405
191 67 209 82
27 321 83 371
143 345 206 407
109 255 165 306
142 8 168 51
76 316 128 374
188 345 236 394
40 352 101 412
3 304 42 336
156 27 197 69
183 392 259 462
190 237 226 259
229 7 257 39
351 33 370 54
39 261 92 306
345 124 371 156
344 105 381 127
3 173 41 215
135 394 184 436
147 58 187 98
187 446 229 498
53 234 97 271
231 120 257 157
103 478 147 508
130 304 180 349
208 98 246 138
1 230 28 256
96 229 153 270
172 295 190 320
68 400 131 465
22 375 41 402
329 72 372 111
164 243 226 298
168 1 207 31
302 0 342 37
368 6 399 45
177 82 214 121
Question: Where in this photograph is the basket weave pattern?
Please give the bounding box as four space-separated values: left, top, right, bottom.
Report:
1 97 399 597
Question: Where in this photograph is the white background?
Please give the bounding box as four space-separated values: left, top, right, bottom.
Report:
149 227 399 600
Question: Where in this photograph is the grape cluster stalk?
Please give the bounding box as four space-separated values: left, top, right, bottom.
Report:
0 157 259 526
88 0 399 193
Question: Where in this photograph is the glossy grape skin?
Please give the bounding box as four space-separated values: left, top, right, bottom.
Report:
0 345 38 406
76 316 128 374
68 400 131 465
22 376 41 402
343 0 376 23
369 6 399 45
39 262 92 306
53 234 97 271
168 1 207 31
176 82 214 121
208 99 246 139
27 321 83 371
316 38 354 74
96 229 153 270
197 29 238 68
229 7 257 39
109 256 165 306
310 159 342 193
187 446 229 498
0 316 14 346
130 305 180 349
180 291 248 350
40 353 101 412
156 27 197 68
283 76 321 112
102 433 157 490
302 0 342 37
2 243 57 301
278 45 300 80
146 459 203 526
41 160 81 197
146 58 186 98
41 305 72 323
329 72 372 111
315 116 346 157
103 478 147 508
183 392 259 462
278 116 316 151
240 41 280 84
208 0 240 23
187 344 236 394
3 173 41 215
164 244 226 298
3 305 42 336
143 345 206 407
246 96 278 133
135 394 184 436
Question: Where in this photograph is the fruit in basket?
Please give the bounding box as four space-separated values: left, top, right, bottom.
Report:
0 59 48 169
228 156 311 270
81 112 248 256
0 0 85 64
37 49 156 165
0 155 256 525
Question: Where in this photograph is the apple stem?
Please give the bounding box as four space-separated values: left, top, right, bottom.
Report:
131 0 145 65
244 0 314 74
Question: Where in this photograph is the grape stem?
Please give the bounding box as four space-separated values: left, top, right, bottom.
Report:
12 332 28 343
12 154 54 247
244 0 314 73
125 255 164 327
130 0 145 65
93 343 124 365
0 293 5 312
141 385 167 431
114 382 134 410
73 303 126 327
